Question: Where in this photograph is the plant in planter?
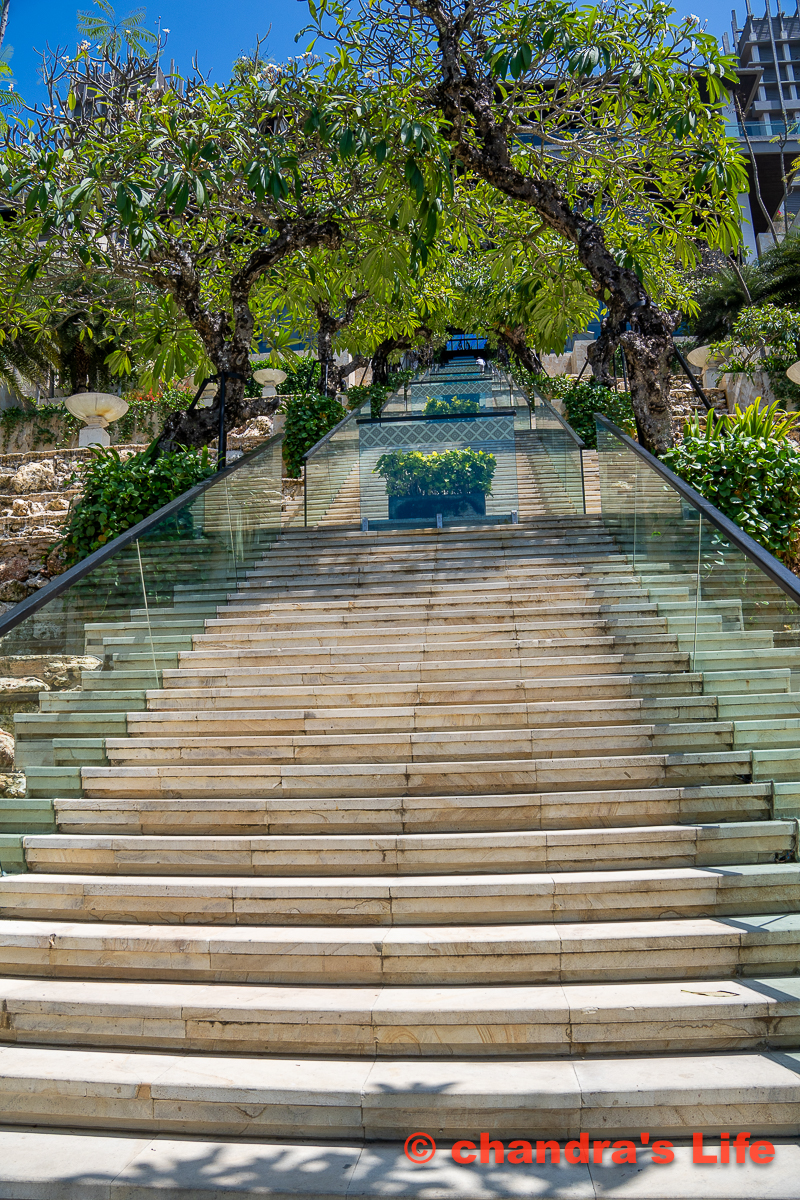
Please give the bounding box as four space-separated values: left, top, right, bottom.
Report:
423 395 481 416
374 447 496 520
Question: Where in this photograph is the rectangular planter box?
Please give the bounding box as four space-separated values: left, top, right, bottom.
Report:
387 493 487 521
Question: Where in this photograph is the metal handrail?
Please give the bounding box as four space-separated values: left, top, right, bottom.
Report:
0 427 285 641
596 414 800 606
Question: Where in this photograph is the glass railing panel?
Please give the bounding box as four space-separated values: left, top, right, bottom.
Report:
358 409 519 529
595 415 800 675
302 398 370 527
527 387 585 514
0 431 284 824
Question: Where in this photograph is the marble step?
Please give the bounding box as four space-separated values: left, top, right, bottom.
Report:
121 694 719 736
2 910 798 985
228 578 649 603
1 861 797 925
248 546 625 571
173 633 685 668
67 747 754 801
3 1122 799 1200
211 596 664 624
15 695 722 770
238 561 631 589
222 587 649 616
190 618 671 650
150 651 691 692
93 721 735 768
20 820 793 876
0 1042 798 1140
1 974 799 1058
48 781 774 836
111 669 798 714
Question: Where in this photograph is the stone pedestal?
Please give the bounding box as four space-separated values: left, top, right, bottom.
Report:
78 424 110 448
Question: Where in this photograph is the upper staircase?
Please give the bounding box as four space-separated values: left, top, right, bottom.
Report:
0 365 799 1195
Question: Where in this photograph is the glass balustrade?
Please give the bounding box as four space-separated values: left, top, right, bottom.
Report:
0 431 284 796
527 385 586 514
595 415 800 671
302 397 371 527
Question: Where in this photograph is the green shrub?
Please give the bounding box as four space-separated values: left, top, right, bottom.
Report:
559 379 635 449
514 370 635 449
115 383 193 442
282 390 344 477
423 395 481 416
374 448 496 497
348 369 415 418
277 359 322 395
61 445 215 565
662 401 800 565
347 381 392 419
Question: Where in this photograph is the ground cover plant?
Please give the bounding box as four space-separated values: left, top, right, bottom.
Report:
374 448 496 496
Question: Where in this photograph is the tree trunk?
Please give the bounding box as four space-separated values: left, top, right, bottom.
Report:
372 327 433 384
151 217 341 454
620 308 676 453
315 303 339 398
497 325 544 375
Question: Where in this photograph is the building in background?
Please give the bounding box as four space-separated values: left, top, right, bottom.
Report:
724 3 800 255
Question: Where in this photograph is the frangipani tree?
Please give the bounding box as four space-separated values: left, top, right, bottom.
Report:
307 0 748 452
0 36 405 451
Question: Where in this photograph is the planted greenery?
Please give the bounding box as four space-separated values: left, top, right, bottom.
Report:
348 369 415 418
423 395 480 416
282 391 345 478
61 445 215 565
662 401 800 565
374 448 496 497
535 375 636 449
707 303 800 407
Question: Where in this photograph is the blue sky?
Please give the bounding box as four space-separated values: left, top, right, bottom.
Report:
6 0 743 102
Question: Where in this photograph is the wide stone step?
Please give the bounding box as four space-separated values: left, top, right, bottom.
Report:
2 910 797 984
48 781 774 836
246 548 623 574
96 720 734 767
20 820 792 876
69 749 753 801
123 694 718 737
4 1128 796 1200
0 1042 798 1139
229 577 648 603
190 618 665 650
1 974 799 1057
1 861 796 925
143 672 705 705
151 650 690 691
173 634 682 670
210 598 661 627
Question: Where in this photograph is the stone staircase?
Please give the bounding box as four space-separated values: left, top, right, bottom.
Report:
1 409 800 1192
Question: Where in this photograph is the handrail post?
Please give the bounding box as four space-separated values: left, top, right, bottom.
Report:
674 346 714 412
217 373 227 470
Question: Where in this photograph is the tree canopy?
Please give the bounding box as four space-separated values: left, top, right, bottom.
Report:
304 0 747 451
